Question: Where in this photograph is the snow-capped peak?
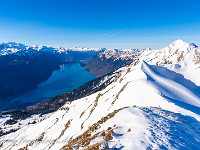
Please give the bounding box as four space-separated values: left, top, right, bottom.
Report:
171 39 187 45
168 39 188 50
168 39 198 52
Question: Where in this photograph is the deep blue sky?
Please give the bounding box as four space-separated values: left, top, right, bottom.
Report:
0 0 200 49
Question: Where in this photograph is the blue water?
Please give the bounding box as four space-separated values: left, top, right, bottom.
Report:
5 63 95 109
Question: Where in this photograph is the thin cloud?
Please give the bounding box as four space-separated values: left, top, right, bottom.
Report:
107 31 121 37
100 30 121 37
100 30 114 37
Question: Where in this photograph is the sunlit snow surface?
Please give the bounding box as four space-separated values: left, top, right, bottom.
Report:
0 40 200 150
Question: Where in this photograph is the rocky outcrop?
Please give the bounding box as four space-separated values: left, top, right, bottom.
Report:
81 49 141 77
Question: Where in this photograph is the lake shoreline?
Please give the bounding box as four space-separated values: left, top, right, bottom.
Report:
0 62 96 112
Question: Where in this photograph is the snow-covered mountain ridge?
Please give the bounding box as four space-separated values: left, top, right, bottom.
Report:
0 40 200 150
81 49 140 77
0 42 103 56
0 42 143 57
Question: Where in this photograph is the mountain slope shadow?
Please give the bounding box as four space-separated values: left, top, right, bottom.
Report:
143 108 200 149
141 61 200 115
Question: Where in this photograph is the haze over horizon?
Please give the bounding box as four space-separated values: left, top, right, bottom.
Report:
0 0 200 49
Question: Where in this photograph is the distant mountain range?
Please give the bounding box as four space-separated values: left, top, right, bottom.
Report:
0 40 200 149
0 42 103 56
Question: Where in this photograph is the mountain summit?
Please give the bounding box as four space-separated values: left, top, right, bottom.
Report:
0 40 200 150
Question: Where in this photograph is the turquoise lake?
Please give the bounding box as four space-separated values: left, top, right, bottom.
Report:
12 63 96 104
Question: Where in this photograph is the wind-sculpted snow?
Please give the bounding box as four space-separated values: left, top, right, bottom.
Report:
141 61 200 108
0 40 200 149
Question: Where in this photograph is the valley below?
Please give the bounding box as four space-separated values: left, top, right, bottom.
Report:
0 63 96 111
0 43 135 112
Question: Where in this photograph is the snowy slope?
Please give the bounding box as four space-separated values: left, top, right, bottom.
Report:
0 40 200 150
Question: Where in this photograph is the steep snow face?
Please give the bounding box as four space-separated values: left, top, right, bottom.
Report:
141 61 200 108
0 40 200 150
